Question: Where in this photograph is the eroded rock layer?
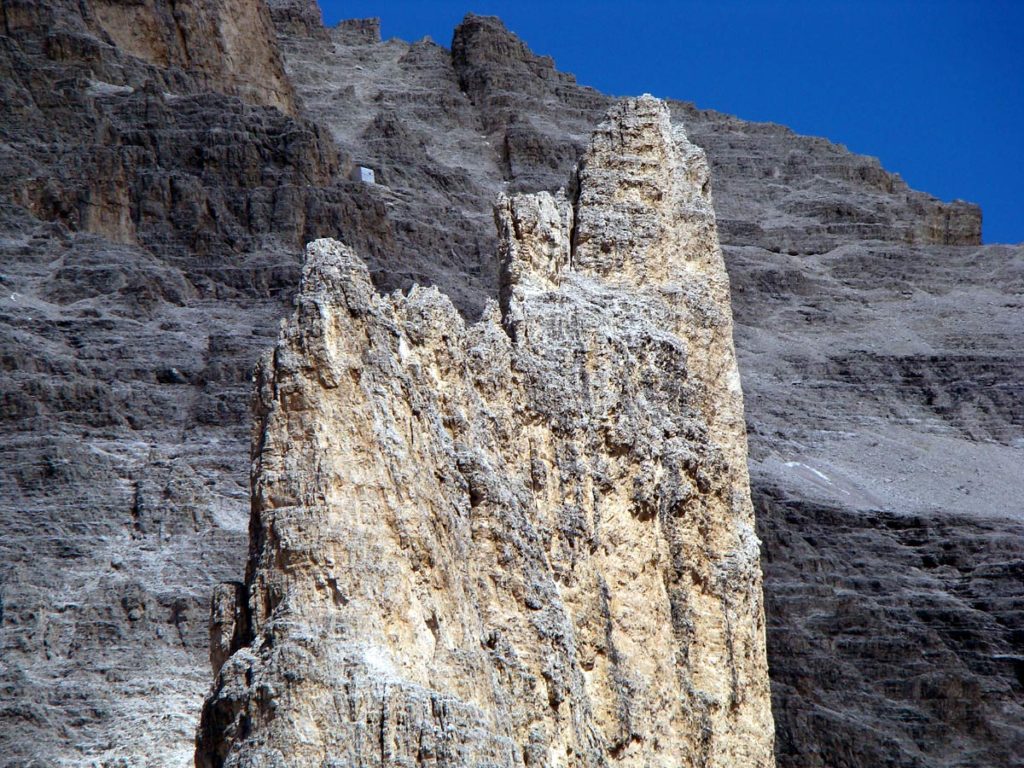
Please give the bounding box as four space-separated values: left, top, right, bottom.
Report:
197 97 774 768
2 3 1021 765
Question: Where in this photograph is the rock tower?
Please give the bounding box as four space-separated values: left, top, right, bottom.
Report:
196 96 774 768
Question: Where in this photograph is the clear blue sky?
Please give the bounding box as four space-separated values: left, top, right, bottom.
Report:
318 1 1022 244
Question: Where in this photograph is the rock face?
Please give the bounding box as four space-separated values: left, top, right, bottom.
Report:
0 1 339 762
1 3 1021 766
733 234 1024 767
197 97 774 768
3 0 296 114
91 0 297 114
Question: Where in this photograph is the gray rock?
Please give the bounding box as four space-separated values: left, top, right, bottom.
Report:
0 3 1019 767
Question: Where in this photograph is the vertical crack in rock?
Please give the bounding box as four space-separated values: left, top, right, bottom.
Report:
196 96 775 768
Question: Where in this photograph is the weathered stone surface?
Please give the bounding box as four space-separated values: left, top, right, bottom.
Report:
264 0 327 40
197 97 774 768
272 14 507 317
0 2 334 763
1 0 296 114
758 491 1024 768
90 0 297 115
451 14 608 194
675 105 983 252
731 235 1024 767
1 3 1020 766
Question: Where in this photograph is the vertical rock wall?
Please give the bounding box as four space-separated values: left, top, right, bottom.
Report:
5 4 1013 764
197 97 774 767
91 0 297 114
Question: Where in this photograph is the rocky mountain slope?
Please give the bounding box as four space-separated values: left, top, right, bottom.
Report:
0 1 1020 765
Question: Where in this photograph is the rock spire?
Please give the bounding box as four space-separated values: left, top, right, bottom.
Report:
196 96 774 768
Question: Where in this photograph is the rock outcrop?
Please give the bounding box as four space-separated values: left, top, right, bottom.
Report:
1 3 1021 766
196 97 775 768
89 0 297 114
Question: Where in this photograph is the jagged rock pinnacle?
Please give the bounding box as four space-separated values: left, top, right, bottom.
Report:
196 97 774 768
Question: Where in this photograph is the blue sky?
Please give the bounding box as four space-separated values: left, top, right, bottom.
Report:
318 1 1022 244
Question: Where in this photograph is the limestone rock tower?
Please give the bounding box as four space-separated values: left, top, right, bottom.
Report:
196 96 775 768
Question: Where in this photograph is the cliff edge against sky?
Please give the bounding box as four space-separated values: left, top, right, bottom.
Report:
0 1 1020 766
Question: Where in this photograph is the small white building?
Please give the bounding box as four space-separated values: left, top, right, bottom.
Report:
350 165 376 184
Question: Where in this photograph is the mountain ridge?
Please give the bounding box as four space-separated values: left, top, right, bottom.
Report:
0 2 1020 766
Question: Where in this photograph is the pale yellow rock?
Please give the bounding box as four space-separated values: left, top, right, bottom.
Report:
93 0 297 114
197 96 774 768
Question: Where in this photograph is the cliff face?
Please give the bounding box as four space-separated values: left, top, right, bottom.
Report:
0 1 340 762
197 96 774 768
1 2 1021 766
268 17 1024 763
3 0 295 113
